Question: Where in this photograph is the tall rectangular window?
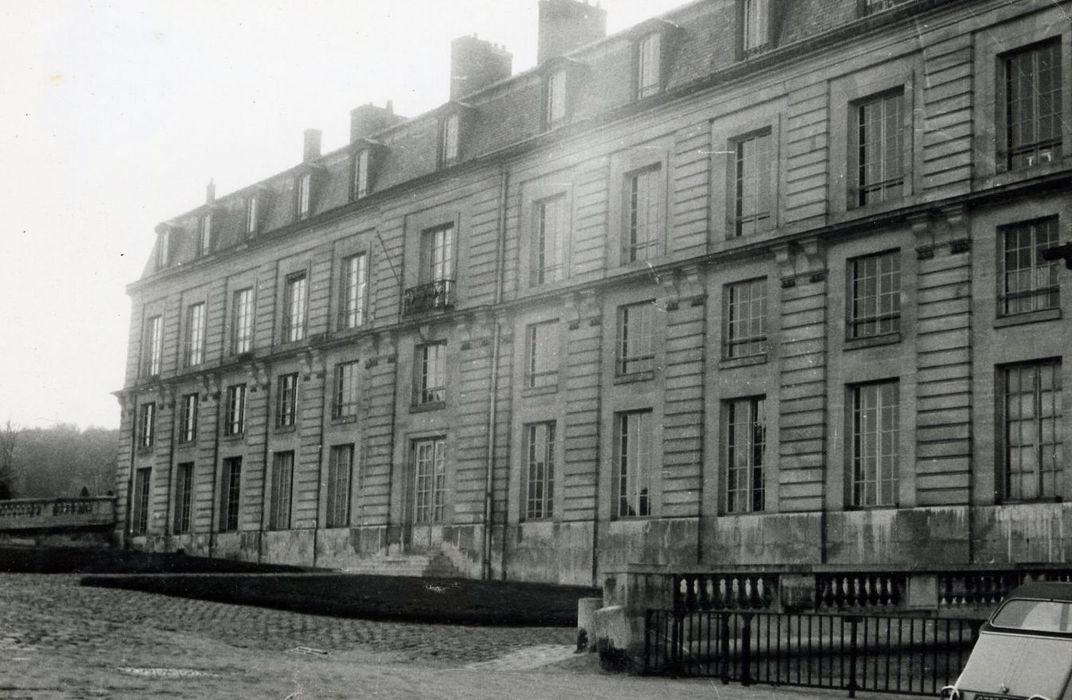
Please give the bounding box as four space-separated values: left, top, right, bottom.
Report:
276 373 298 429
1005 40 1063 171
142 315 162 377
1002 360 1063 501
617 301 655 375
616 410 653 518
854 90 904 206
742 0 769 53
138 402 155 450
524 422 555 520
354 149 370 199
156 229 170 270
224 384 246 437
179 393 198 444
440 113 460 167
297 171 312 219
283 273 307 343
733 131 772 237
268 451 294 531
231 287 253 355
340 253 369 329
545 68 567 129
1001 218 1060 316
725 397 766 513
422 224 454 283
332 361 359 420
851 381 900 507
526 320 560 389
636 32 661 99
173 462 193 534
184 302 205 367
220 457 242 532
414 342 447 406
132 467 151 534
326 444 354 528
245 196 259 236
624 165 662 263
198 213 213 256
724 278 768 359
413 437 446 523
532 196 566 286
849 250 901 339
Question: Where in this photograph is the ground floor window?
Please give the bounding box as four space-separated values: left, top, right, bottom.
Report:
1002 359 1063 500
220 457 242 532
326 444 354 528
615 410 653 518
173 462 193 534
132 467 151 534
413 437 446 524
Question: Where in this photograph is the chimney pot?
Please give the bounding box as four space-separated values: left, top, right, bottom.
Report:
537 0 607 65
303 128 322 162
205 179 215 204
450 34 513 100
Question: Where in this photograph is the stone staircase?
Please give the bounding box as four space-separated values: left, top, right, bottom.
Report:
343 550 463 578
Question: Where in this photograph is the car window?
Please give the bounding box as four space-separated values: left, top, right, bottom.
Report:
992 599 1072 634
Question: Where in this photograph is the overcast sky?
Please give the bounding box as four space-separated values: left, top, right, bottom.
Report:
0 0 688 430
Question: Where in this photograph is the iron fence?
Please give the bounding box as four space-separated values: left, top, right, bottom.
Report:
645 609 981 697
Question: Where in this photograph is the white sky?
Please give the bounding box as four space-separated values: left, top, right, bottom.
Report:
0 0 689 430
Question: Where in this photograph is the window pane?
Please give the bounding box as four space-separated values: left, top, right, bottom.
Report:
726 397 766 513
525 422 556 520
856 91 904 206
725 278 768 358
527 321 560 388
269 452 294 530
532 197 566 285
851 381 899 507
849 250 901 338
1001 218 1060 315
626 166 662 262
327 445 353 528
616 410 653 517
618 302 655 374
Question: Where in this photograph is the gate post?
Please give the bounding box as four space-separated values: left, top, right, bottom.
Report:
847 615 860 698
740 613 753 686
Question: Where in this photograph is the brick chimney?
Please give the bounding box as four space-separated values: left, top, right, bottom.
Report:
302 128 322 162
450 35 513 100
350 101 404 144
537 0 606 65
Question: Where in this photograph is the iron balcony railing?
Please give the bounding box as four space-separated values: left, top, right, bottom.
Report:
402 279 455 316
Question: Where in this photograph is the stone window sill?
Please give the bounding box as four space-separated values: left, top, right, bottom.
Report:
614 370 654 385
522 385 558 398
844 332 901 351
720 354 767 369
410 401 446 414
994 307 1061 328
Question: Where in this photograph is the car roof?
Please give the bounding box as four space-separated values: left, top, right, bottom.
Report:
1005 581 1072 602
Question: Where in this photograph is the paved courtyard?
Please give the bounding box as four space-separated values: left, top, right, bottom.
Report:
0 574 915 699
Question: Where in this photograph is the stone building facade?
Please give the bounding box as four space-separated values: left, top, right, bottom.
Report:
117 0 1072 589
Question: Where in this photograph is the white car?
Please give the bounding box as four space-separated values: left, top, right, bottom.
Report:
940 581 1072 700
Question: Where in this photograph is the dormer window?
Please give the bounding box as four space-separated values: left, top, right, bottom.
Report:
354 149 370 200
197 213 213 257
741 0 771 56
544 68 568 130
155 227 171 270
297 171 313 220
636 32 662 99
440 113 460 168
245 195 259 236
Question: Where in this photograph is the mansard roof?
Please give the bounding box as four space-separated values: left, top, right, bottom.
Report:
140 0 951 283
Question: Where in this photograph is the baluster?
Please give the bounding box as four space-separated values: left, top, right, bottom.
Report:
744 577 754 608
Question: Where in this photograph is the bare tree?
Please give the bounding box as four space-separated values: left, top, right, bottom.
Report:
0 419 18 499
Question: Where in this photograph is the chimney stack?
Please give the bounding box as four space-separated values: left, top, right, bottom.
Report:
303 128 322 162
450 35 513 100
205 179 216 204
537 0 606 64
350 101 405 144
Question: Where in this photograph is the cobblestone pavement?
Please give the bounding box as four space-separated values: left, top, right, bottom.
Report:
0 574 914 699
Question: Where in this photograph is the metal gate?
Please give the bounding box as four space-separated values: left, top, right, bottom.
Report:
644 610 981 697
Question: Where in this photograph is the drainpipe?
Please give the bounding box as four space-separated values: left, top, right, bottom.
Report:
164 390 177 548
483 164 509 581
258 373 272 565
122 394 137 548
208 379 222 559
